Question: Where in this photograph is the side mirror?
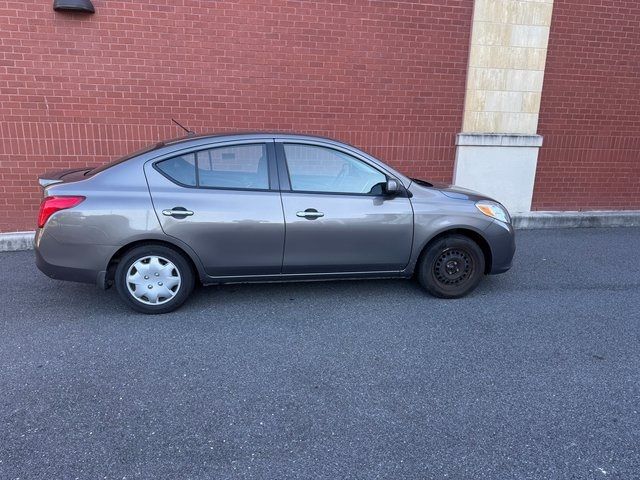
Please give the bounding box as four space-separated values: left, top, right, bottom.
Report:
385 178 401 195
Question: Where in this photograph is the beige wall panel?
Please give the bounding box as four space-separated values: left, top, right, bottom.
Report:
455 0 553 212
462 0 554 134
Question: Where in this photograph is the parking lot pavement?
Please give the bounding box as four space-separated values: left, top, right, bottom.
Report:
1 228 639 479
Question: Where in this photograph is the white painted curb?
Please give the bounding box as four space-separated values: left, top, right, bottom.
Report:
1 211 639 252
513 211 640 229
0 231 34 252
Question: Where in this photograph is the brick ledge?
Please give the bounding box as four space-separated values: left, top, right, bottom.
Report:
456 133 543 147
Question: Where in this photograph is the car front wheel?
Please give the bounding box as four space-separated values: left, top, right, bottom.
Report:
115 245 195 314
417 234 485 299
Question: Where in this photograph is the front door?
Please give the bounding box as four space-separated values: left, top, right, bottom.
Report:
277 142 413 274
145 141 285 277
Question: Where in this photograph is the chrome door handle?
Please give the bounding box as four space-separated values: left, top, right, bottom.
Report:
296 209 324 219
162 208 194 217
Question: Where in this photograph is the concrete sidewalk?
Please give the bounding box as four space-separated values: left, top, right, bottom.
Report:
512 210 640 229
0 231 34 252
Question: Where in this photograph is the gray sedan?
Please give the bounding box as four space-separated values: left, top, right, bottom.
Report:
35 133 515 313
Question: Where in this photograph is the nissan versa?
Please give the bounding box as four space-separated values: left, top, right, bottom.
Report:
35 133 515 314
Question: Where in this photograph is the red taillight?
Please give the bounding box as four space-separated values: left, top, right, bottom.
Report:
37 196 85 228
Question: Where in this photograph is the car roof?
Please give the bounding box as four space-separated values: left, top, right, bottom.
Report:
160 132 356 148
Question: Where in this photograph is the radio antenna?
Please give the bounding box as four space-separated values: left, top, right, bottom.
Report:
171 118 196 137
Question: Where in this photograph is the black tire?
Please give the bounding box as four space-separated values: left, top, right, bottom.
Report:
417 234 485 299
115 245 195 314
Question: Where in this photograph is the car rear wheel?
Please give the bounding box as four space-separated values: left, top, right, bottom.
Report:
115 245 195 314
417 234 485 299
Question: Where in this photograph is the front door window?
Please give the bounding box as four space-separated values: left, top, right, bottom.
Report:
283 144 386 195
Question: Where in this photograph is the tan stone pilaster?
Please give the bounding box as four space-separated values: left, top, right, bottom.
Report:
454 0 554 212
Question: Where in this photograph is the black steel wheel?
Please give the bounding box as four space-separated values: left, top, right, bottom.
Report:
417 234 485 298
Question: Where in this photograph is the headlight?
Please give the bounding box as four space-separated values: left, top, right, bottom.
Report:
475 201 511 224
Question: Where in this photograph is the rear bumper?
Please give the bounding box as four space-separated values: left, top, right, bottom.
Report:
485 220 516 274
35 248 100 284
34 229 114 287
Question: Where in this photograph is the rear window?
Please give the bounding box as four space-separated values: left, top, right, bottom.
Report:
89 142 164 176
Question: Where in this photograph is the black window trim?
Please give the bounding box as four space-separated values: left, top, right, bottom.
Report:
151 140 279 193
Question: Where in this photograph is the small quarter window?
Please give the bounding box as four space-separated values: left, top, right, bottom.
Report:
156 153 197 186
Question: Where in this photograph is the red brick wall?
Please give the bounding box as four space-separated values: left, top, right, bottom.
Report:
0 0 473 232
533 0 640 211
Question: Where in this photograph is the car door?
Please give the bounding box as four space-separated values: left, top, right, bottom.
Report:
144 141 285 277
276 141 414 274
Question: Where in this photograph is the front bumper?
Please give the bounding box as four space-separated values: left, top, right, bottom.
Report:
485 220 516 274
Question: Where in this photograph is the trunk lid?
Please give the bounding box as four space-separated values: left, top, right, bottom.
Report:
38 167 95 188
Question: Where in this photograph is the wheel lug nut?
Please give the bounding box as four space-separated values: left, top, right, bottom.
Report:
158 282 163 286
148 285 153 289
155 273 159 276
144 275 149 279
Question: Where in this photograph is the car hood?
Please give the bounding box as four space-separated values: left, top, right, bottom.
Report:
410 179 497 202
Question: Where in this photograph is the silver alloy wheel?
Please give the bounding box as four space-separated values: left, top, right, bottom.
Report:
126 255 181 306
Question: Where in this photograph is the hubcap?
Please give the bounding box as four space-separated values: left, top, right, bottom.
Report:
433 248 473 286
126 255 181 305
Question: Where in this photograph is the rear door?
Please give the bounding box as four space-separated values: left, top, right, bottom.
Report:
144 141 285 277
276 141 414 274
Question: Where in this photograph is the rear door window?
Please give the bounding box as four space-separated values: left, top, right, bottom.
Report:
155 143 269 190
197 144 268 190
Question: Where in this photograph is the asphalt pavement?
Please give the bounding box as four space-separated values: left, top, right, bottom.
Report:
1 228 639 479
